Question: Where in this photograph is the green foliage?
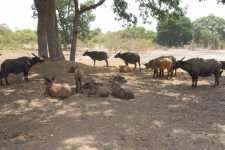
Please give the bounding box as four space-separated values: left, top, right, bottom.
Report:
0 24 37 50
193 14 225 49
32 0 96 45
104 26 156 53
155 16 193 47
137 0 186 25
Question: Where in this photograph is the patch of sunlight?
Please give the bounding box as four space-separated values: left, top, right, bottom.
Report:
100 101 110 105
126 115 133 119
153 120 164 127
104 109 114 117
1 89 15 95
157 91 181 97
216 124 225 145
28 73 40 78
69 102 78 106
64 135 100 150
57 108 75 115
85 111 101 116
173 129 185 134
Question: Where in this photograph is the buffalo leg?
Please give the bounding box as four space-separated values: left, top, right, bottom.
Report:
214 75 219 87
105 60 108 67
4 73 10 85
79 81 83 93
138 61 141 70
23 71 29 81
156 70 159 78
75 81 79 92
194 77 198 87
0 78 2 86
94 60 96 66
192 76 198 87
133 63 137 71
191 76 195 87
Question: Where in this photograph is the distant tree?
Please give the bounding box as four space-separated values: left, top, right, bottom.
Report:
156 16 193 47
105 32 121 53
193 14 225 48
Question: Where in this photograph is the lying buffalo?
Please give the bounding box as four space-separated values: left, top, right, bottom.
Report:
44 75 71 99
114 52 141 70
1 53 45 85
172 57 222 87
83 50 109 66
119 65 132 73
111 75 134 100
83 81 110 97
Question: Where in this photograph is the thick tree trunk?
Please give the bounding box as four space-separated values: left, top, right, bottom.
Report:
46 0 64 60
34 0 48 58
70 11 80 61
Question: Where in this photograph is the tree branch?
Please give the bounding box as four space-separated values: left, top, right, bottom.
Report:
80 0 106 14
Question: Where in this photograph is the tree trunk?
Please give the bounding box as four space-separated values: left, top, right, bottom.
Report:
54 15 65 59
34 0 48 58
46 0 64 60
70 11 80 61
63 35 67 50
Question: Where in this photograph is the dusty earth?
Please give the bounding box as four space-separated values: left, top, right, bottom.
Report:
0 49 225 150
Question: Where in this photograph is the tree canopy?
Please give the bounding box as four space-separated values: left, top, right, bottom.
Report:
155 16 193 47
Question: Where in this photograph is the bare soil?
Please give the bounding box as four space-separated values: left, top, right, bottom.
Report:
0 49 225 150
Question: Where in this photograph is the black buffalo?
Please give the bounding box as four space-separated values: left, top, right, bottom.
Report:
82 50 109 66
172 57 222 87
1 53 45 85
114 52 141 70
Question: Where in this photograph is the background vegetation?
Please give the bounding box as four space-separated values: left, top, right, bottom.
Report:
1 14 225 53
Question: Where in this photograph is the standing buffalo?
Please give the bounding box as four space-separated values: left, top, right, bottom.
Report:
68 66 84 93
143 57 173 78
82 50 109 66
172 57 222 87
159 55 177 77
114 52 141 70
1 53 45 85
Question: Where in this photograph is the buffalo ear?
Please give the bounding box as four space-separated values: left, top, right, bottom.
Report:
32 53 37 57
52 75 56 81
44 76 47 79
180 57 185 62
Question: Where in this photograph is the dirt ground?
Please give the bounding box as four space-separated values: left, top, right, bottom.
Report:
0 49 225 150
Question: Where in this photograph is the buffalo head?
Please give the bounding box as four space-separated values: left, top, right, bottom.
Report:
82 50 89 56
44 75 56 85
171 57 185 70
32 53 45 63
114 52 121 58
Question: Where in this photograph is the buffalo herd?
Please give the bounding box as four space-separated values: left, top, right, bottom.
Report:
0 50 224 100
